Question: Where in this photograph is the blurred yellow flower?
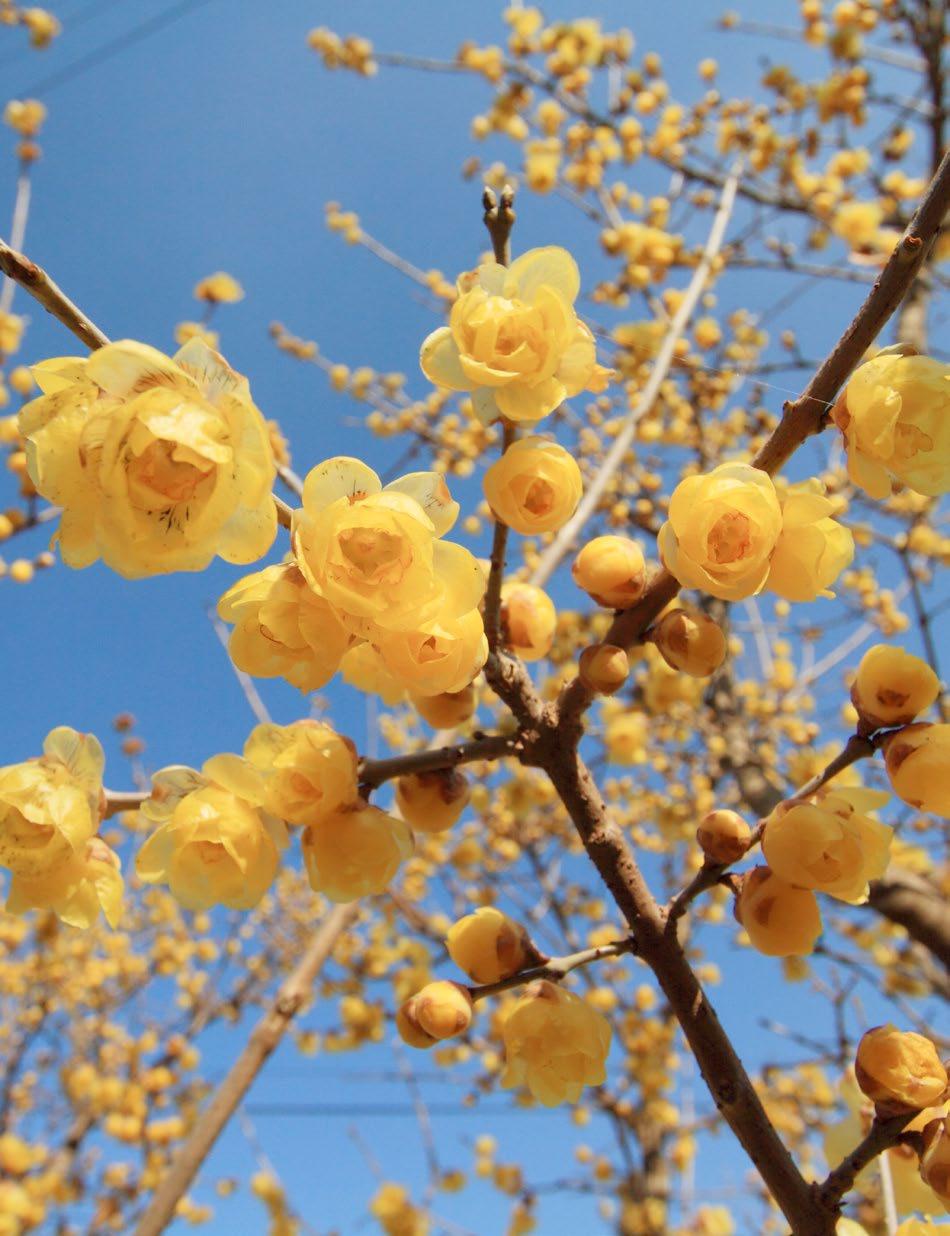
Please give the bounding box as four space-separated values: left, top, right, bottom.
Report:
7 836 123 929
501 980 611 1106
766 482 854 601
193 272 244 303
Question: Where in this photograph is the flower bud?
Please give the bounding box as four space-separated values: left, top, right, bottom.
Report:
882 723 950 817
919 1115 950 1206
500 582 556 662
578 644 629 695
855 1025 948 1114
652 607 726 677
395 769 469 834
397 980 474 1048
734 867 822 957
572 535 646 609
851 645 940 731
483 436 583 535
696 809 751 865
446 906 538 984
411 686 476 729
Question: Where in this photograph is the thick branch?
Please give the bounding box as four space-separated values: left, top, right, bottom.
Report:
358 734 517 793
133 903 356 1236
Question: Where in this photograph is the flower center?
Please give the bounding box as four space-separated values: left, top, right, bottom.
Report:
523 479 555 517
131 440 212 504
707 511 752 564
338 528 403 578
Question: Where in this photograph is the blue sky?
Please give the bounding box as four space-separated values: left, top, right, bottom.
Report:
1 2 945 1233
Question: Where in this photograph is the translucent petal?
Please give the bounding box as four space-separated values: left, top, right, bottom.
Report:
419 328 470 391
86 340 197 397
31 357 87 395
508 246 581 304
384 471 459 536
301 457 381 511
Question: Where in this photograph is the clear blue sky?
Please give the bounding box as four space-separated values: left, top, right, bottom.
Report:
1 3 944 1233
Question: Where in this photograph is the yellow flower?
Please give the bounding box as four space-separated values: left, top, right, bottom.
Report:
6 837 123 929
659 463 782 601
136 756 288 910
501 980 611 1106
446 907 534 984
19 340 277 577
578 643 629 695
301 802 412 902
605 711 648 765
340 642 407 706
217 562 352 693
369 1183 428 1236
411 686 476 729
831 201 883 250
0 727 103 878
652 607 726 677
483 436 582 534
919 1116 950 1208
882 723 950 817
397 981 474 1048
500 582 556 661
2 99 46 138
696 809 751 865
762 786 892 904
21 8 61 47
243 721 358 828
766 482 854 601
395 769 469 834
851 645 940 730
0 311 24 356
292 458 483 636
193 272 244 303
735 867 823 957
855 1025 948 1114
375 608 487 696
420 246 610 424
833 351 950 498
572 535 646 608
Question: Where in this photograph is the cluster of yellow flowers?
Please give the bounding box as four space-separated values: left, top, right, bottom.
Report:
0 727 122 929
137 720 411 907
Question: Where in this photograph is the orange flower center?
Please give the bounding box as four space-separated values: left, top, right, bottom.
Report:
707 511 752 564
338 528 403 578
131 440 212 504
523 478 555 517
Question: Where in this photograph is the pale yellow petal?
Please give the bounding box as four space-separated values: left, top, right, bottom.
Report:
301 457 381 511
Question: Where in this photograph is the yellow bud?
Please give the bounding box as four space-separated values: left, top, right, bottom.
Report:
572 535 646 608
578 643 629 695
652 607 726 677
411 686 476 729
734 867 822 957
696 809 751 865
483 436 582 535
919 1115 950 1206
395 768 470 834
8 559 33 584
851 645 940 730
500 582 556 662
855 1025 948 1114
446 906 536 984
193 272 244 303
398 980 474 1048
882 723 950 817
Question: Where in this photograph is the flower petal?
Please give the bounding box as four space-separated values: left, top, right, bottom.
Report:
508 246 581 305
383 471 459 536
420 328 471 391
301 457 381 511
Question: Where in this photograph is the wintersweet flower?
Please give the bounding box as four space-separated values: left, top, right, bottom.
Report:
855 1025 948 1114
572 535 646 608
136 756 288 910
578 644 629 695
420 246 611 425
376 608 488 697
652 607 727 677
6 837 123 929
217 562 352 693
851 646 940 730
762 786 893 904
18 340 277 577
482 436 582 534
919 1116 950 1207
882 723 950 817
0 727 103 879
833 350 950 498
395 769 470 834
500 582 556 661
292 458 483 636
446 907 534 984
301 802 412 902
397 981 474 1048
659 463 782 601
735 867 823 957
765 482 854 601
696 810 751 866
501 980 612 1106
411 685 476 729
2 99 46 138
242 720 358 828
340 642 408 706
193 272 244 303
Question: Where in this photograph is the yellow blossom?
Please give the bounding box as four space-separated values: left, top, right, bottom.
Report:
369 1182 428 1236
572 535 646 608
855 1025 948 1114
919 1115 950 1208
882 723 950 817
833 351 950 499
605 711 648 765
446 907 534 984
395 769 469 834
193 272 244 303
0 312 24 356
697 810 751 865
375 608 487 696
501 980 611 1106
420 246 610 424
500 582 556 661
762 786 892 904
217 562 352 693
397 980 474 1047
411 686 476 729
483 436 582 534
136 757 288 910
6 836 123 929
301 801 412 902
659 463 782 601
766 482 854 601
578 643 629 695
2 99 46 138
243 720 358 827
652 607 726 677
735 867 823 957
851 645 940 730
19 340 277 576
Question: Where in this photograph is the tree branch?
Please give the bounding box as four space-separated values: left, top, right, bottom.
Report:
0 237 109 350
358 734 518 793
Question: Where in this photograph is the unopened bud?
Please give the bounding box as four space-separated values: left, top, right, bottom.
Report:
696 809 751 865
500 583 556 662
447 906 540 984
579 644 629 695
572 536 646 609
734 867 822 958
920 1115 950 1205
411 686 476 729
653 607 726 677
397 980 474 1049
395 768 469 834
850 644 939 731
855 1025 948 1115
882 723 950 818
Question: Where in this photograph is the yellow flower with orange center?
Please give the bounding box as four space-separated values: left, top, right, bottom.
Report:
19 340 277 577
420 246 611 424
242 720 358 828
482 435 582 534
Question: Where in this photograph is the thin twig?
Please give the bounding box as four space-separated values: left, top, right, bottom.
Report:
0 236 109 349
358 734 518 793
468 938 636 1002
